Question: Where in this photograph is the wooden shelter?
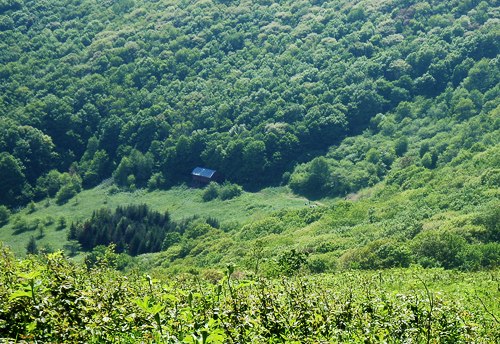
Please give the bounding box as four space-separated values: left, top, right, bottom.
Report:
191 167 221 185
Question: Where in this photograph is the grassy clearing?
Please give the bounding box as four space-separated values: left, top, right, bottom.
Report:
0 184 311 255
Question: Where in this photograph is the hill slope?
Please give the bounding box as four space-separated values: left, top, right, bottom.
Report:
1 0 498 206
0 0 498 270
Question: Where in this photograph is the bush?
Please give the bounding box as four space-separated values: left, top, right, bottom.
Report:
205 216 220 229
43 216 54 226
219 182 243 200
55 184 78 205
35 170 64 199
107 185 120 195
308 257 327 273
56 216 67 230
460 243 500 270
240 217 284 240
411 230 467 269
27 201 36 214
339 240 412 269
12 218 39 234
394 137 409 156
162 232 181 250
202 182 219 202
147 172 166 190
55 175 82 205
277 249 308 276
184 221 212 239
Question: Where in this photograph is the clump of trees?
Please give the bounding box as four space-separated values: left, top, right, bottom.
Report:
69 204 224 257
69 204 171 256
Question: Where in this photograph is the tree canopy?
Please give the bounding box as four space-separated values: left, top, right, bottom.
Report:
0 0 498 207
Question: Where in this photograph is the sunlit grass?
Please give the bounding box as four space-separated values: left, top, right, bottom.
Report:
0 184 310 255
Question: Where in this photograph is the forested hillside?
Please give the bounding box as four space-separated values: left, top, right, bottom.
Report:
1 0 498 208
0 0 497 271
1 1 499 341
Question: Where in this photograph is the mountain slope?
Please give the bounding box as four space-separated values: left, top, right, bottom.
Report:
0 0 498 270
0 0 498 206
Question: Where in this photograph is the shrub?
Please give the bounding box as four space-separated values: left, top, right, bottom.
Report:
56 216 67 230
12 218 39 234
107 185 120 195
55 175 82 205
218 182 242 200
147 172 166 190
35 170 64 199
394 137 409 156
27 201 36 214
202 182 219 202
411 230 467 269
239 217 284 240
473 201 500 242
44 216 54 226
308 257 327 273
162 232 181 250
185 221 212 239
55 184 78 205
205 216 220 229
339 240 412 269
277 249 308 276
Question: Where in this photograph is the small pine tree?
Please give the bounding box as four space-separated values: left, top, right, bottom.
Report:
37 224 45 239
56 216 67 230
0 205 10 226
26 236 38 255
68 222 78 240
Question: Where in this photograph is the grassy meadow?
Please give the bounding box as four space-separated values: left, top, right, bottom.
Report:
0 183 312 255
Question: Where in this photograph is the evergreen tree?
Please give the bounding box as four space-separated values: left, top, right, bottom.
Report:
26 236 38 255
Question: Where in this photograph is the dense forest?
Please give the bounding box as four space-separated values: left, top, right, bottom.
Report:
1 0 498 208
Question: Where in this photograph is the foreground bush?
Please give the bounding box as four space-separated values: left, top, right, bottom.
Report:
0 244 498 343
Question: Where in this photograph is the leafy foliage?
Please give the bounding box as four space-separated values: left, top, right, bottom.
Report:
0 245 498 343
202 182 243 202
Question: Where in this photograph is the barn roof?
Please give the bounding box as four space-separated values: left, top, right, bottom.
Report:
192 167 217 179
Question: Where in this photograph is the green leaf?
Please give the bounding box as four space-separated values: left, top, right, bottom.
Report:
207 328 226 343
17 270 41 280
9 290 33 300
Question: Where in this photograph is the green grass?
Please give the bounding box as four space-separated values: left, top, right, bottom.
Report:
0 184 311 255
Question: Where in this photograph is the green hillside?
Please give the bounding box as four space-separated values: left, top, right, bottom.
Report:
1 0 498 205
0 184 311 255
1 0 499 341
0 0 498 270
